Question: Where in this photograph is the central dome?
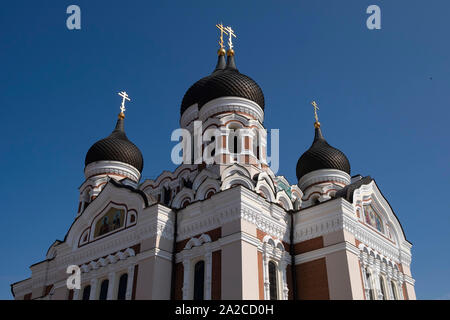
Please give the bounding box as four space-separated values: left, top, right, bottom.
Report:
180 53 265 115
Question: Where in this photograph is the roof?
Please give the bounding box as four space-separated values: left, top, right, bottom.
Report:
180 53 265 114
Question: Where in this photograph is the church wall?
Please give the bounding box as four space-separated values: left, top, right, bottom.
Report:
405 282 415 300
135 258 154 299
296 258 329 300
221 240 243 299
241 240 259 299
151 257 173 299
51 287 67 300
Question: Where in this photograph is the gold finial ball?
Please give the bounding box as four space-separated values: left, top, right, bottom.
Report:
227 48 235 57
218 48 226 56
118 112 125 120
314 121 321 128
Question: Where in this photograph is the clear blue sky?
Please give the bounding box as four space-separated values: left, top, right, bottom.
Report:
0 0 448 300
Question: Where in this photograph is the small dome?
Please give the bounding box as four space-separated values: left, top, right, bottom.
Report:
296 126 350 181
85 118 144 173
181 54 265 115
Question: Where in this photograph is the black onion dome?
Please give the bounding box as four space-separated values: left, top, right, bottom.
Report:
85 118 144 173
180 53 265 115
296 126 350 181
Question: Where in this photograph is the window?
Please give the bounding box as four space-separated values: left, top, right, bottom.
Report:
99 279 109 300
365 271 374 300
391 281 398 300
268 261 278 300
193 261 205 300
380 276 387 300
82 285 91 300
117 274 128 300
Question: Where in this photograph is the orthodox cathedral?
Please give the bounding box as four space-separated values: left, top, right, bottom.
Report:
11 26 416 300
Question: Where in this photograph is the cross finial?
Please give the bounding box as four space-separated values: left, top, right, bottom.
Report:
311 100 320 128
216 23 228 53
225 26 236 52
118 91 130 119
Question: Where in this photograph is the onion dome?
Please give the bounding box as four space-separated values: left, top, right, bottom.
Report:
180 49 265 115
296 124 350 181
85 114 144 173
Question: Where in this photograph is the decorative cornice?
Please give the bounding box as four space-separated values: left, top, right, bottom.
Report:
299 169 350 191
199 97 264 124
84 161 141 182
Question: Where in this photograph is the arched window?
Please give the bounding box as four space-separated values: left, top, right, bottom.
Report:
379 276 387 300
99 279 109 300
268 261 278 300
117 273 128 300
193 261 205 300
391 281 398 300
82 285 91 300
365 270 374 300
210 136 216 158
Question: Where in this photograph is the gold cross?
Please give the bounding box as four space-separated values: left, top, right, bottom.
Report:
311 100 320 123
225 26 236 50
216 23 228 49
118 91 130 115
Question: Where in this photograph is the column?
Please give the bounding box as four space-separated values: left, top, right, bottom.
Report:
126 265 135 300
73 288 80 300
262 250 269 300
89 278 97 300
106 272 116 300
205 252 212 300
182 259 191 300
280 259 289 300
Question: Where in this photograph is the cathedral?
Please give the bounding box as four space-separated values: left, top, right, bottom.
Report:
11 26 416 300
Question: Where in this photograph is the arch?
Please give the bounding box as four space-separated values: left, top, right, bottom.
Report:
276 190 294 211
185 234 212 250
221 172 255 191
172 187 195 209
192 169 219 191
195 177 220 201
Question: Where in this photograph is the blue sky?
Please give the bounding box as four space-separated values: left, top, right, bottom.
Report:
0 0 449 300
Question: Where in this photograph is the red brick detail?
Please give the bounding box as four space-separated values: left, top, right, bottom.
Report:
296 258 329 300
24 293 32 300
212 250 221 300
294 236 324 255
132 264 139 300
402 282 409 300
174 262 184 300
257 251 264 300
176 228 221 253
244 137 250 150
